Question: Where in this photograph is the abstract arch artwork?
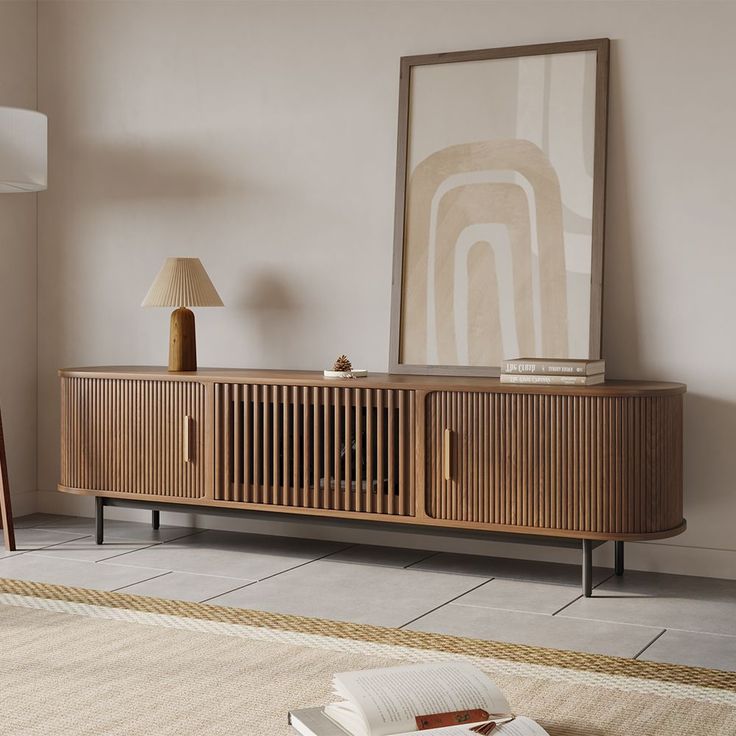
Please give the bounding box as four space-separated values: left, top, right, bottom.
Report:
390 39 609 376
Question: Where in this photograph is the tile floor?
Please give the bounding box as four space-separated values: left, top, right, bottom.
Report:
3 513 735 672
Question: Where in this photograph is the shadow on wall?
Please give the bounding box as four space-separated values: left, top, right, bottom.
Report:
67 138 251 200
683 393 736 519
235 269 303 365
601 40 642 377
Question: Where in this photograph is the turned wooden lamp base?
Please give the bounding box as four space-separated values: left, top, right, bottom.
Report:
0 408 16 551
169 307 197 372
143 258 221 372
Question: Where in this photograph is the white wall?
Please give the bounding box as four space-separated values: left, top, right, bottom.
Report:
33 1 736 578
0 0 37 517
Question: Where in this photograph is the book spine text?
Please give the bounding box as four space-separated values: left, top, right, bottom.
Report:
500 374 601 386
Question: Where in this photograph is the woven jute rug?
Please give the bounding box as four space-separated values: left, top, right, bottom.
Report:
0 577 733 736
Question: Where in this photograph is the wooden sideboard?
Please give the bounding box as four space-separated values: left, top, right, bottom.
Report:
58 367 686 595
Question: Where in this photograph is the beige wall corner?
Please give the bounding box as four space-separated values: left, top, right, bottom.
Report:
0 0 38 513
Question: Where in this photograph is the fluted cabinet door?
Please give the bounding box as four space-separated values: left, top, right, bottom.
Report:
427 391 683 535
60 377 206 498
212 383 415 516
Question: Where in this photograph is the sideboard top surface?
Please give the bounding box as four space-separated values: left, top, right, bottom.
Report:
59 366 686 396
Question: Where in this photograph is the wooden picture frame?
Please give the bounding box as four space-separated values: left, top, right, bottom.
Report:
389 38 610 376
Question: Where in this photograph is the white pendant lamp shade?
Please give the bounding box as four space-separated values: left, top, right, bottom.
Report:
0 107 47 193
142 258 224 308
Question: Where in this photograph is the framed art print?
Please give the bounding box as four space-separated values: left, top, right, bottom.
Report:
389 39 610 376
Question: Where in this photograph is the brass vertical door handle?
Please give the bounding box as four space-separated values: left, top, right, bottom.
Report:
183 415 193 463
443 428 452 480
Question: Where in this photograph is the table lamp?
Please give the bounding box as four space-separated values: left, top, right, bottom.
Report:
142 257 223 372
0 106 48 551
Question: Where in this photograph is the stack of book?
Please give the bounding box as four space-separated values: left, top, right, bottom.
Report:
500 358 605 386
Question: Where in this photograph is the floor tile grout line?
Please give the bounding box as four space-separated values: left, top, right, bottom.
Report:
450 600 578 618
33 534 203 564
102 542 356 585
40 532 110 546
110 570 175 593
0 550 35 561
558 609 734 638
0 532 92 560
594 572 616 589
486 575 611 590
92 527 213 562
159 529 209 543
400 563 617 591
101 566 259 584
658 626 736 639
403 552 440 569
632 628 667 659
29 520 207 543
325 543 359 557
244 543 357 585
550 594 583 616
558 608 671 632
26 533 90 548
27 544 161 565
92 542 167 563
396 577 496 629
32 529 215 565
550 574 613 616
433 575 610 591
26 535 169 565
198 580 260 604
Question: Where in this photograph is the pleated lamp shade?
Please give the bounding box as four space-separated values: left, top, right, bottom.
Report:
0 107 47 193
142 258 223 308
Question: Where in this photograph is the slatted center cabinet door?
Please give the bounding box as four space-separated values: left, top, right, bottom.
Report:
60 377 206 498
427 391 683 535
213 383 415 516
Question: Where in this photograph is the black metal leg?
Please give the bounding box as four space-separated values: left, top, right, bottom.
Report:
152 509 160 530
582 540 593 597
614 541 624 576
95 496 104 545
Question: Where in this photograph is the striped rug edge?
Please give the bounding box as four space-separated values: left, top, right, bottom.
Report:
1 577 733 693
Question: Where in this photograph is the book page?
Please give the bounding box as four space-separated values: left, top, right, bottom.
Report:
393 716 548 736
328 662 510 736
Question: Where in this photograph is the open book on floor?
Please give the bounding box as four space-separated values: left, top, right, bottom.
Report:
289 662 549 736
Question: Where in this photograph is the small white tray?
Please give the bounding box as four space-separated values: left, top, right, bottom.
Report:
323 369 368 379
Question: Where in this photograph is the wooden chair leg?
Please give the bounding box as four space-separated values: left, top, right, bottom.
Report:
0 408 17 552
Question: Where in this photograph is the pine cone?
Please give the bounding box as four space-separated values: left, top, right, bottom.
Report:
332 354 352 372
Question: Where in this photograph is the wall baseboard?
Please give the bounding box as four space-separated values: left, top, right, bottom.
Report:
35 491 736 580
